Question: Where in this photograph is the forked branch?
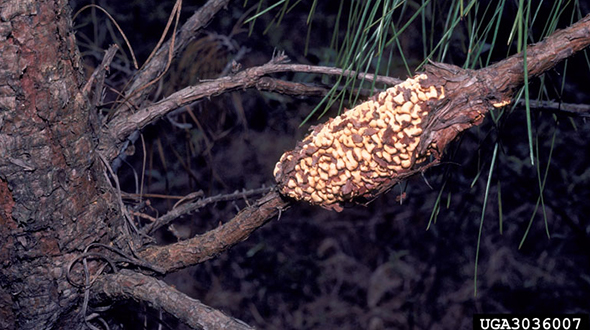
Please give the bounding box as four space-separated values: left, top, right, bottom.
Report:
137 14 590 268
274 14 590 211
101 54 405 161
92 12 590 330
118 0 231 113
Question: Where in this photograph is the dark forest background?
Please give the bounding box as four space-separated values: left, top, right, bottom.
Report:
70 0 590 328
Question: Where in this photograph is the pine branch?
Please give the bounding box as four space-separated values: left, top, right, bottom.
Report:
526 99 590 117
118 0 230 113
101 54 403 160
93 270 253 330
420 13 590 158
138 191 289 272
144 186 274 234
274 14 590 210
130 14 590 269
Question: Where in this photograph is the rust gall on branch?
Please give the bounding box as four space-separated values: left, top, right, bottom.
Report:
273 74 447 211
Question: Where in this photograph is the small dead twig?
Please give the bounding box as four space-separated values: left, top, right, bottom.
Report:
270 62 403 86
144 186 274 234
98 153 139 235
255 77 328 96
107 0 183 121
104 54 404 160
172 190 205 209
82 44 119 99
67 245 118 330
138 191 289 272
73 5 138 70
522 99 590 117
67 243 165 289
116 0 231 116
130 210 157 223
98 152 156 250
255 77 394 99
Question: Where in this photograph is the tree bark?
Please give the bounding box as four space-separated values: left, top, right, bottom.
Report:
0 0 122 328
0 0 589 328
93 270 254 330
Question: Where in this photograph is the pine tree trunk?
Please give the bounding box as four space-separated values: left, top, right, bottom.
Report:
0 0 122 328
0 0 589 328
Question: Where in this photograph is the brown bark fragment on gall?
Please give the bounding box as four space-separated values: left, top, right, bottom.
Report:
417 63 490 159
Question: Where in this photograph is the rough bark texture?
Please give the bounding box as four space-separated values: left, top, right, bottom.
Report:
0 0 588 328
94 270 254 330
0 0 122 328
270 14 590 212
138 191 289 272
120 0 231 111
419 14 590 161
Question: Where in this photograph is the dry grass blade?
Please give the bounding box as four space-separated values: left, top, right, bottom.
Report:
108 0 183 120
142 0 183 69
73 4 138 69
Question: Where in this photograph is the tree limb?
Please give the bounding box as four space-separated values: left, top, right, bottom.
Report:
118 0 231 113
417 14 590 159
102 55 403 160
144 186 274 234
93 270 253 330
255 77 329 96
102 15 590 163
125 14 590 270
138 191 289 272
272 14 590 210
483 14 590 98
256 76 396 99
525 99 590 117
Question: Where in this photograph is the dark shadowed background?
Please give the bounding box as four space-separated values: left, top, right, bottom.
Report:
71 0 590 328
